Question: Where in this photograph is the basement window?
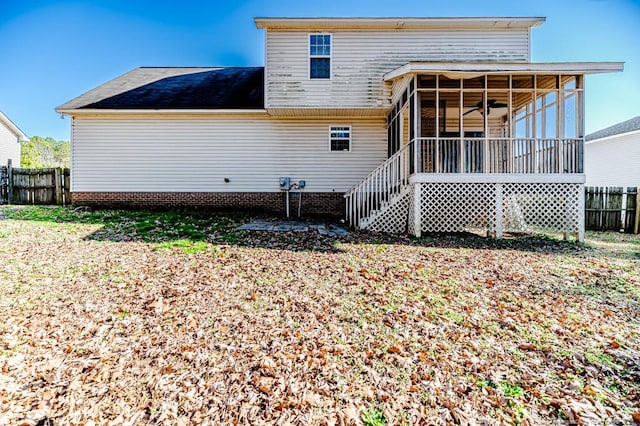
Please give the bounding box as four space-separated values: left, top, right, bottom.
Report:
309 34 331 79
330 126 351 152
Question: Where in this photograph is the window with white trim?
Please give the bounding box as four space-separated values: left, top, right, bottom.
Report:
309 34 331 79
330 126 351 152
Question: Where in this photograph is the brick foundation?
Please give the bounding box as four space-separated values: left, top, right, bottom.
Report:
71 191 345 218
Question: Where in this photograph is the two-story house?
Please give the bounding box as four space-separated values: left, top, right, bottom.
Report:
56 17 623 241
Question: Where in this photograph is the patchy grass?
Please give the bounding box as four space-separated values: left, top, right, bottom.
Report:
0 205 246 243
0 205 639 425
154 239 211 254
362 407 387 426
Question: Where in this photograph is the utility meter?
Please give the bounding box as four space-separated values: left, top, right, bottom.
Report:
279 177 291 190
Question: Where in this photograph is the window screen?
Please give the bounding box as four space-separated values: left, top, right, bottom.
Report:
310 34 331 79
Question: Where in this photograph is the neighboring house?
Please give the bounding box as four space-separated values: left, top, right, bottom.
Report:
0 110 29 167
56 17 623 241
585 116 640 187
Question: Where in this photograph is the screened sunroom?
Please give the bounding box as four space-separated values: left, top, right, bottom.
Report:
386 73 584 175
345 63 623 240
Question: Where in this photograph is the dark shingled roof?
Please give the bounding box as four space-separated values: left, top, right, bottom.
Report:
82 67 264 110
586 115 640 141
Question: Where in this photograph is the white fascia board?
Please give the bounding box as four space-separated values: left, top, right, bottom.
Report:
384 62 625 81
255 17 545 31
409 173 586 184
57 109 269 117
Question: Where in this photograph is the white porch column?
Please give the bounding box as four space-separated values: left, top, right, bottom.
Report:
577 184 585 242
413 183 422 237
495 183 503 239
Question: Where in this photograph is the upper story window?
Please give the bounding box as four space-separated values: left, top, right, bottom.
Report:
309 34 331 79
330 126 351 151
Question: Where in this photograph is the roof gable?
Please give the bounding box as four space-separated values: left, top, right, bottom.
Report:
0 110 29 141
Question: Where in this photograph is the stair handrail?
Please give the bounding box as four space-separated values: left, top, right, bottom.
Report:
344 140 414 197
344 140 417 228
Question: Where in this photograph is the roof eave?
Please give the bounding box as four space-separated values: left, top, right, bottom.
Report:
56 108 269 116
255 17 546 31
383 62 625 81
585 129 640 143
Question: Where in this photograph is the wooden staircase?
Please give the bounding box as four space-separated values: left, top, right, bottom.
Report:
344 142 414 233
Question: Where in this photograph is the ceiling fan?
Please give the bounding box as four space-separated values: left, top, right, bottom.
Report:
463 99 508 116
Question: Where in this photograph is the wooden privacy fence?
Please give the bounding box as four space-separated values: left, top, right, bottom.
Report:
0 161 71 205
585 186 639 233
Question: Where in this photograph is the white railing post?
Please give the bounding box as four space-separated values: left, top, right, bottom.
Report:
411 141 418 173
484 138 490 173
354 190 359 227
557 139 563 173
374 171 379 212
459 138 464 173
358 188 363 227
435 139 440 173
415 139 420 174
578 138 584 173
533 139 539 173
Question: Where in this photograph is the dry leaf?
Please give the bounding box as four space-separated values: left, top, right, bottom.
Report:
258 385 273 395
518 343 537 351
387 346 402 355
583 385 598 396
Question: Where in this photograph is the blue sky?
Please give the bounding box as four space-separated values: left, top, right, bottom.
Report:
1 0 638 141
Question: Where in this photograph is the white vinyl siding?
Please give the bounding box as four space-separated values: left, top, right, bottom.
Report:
0 122 21 167
585 132 640 187
71 115 386 193
266 29 530 109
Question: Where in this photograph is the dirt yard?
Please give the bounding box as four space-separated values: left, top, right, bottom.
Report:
1 206 639 425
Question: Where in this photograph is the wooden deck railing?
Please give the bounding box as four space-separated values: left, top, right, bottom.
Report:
414 137 583 174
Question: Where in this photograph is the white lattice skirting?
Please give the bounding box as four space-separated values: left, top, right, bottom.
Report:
408 182 583 240
362 189 411 234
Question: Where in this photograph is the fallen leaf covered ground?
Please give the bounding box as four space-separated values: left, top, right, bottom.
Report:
0 206 639 425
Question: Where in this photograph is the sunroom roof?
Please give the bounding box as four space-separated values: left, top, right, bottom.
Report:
383 62 624 81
